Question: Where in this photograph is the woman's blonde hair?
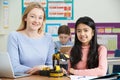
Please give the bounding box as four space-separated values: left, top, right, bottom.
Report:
17 2 46 33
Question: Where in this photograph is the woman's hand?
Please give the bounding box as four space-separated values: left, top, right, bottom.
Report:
26 65 48 75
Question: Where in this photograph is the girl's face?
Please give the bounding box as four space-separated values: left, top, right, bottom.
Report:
59 34 70 45
76 23 94 46
25 8 44 31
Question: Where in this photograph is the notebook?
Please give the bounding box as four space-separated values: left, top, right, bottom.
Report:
0 52 30 78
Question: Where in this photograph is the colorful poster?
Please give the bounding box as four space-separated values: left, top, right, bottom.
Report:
45 24 60 36
3 0 9 28
22 0 73 20
46 0 73 20
97 35 117 51
22 0 47 13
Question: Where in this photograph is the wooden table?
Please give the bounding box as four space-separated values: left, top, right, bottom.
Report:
1 57 120 80
0 75 70 80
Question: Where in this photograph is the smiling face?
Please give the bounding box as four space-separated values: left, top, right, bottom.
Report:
76 23 94 46
25 8 44 31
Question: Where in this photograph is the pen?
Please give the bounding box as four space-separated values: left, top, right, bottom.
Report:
64 71 70 78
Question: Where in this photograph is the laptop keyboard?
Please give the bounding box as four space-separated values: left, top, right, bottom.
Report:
15 72 30 76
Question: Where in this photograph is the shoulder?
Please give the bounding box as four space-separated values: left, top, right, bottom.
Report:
98 45 107 56
7 31 21 43
67 40 74 45
44 33 54 43
54 41 61 45
9 31 17 35
98 45 107 51
8 31 25 41
8 31 19 38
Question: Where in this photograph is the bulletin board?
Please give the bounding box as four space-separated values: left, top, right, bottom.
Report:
68 23 120 54
0 0 9 35
45 23 60 36
22 0 47 14
46 0 74 20
22 0 74 20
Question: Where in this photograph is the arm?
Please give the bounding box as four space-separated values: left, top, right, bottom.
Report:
69 45 108 76
45 35 55 67
7 32 31 73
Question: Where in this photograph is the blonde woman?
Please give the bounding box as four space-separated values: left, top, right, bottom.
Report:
7 2 55 74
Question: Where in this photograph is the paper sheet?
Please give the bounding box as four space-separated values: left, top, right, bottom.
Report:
69 75 97 80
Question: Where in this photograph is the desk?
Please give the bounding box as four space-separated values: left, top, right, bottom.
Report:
0 75 70 80
107 57 120 74
1 57 120 79
108 57 120 64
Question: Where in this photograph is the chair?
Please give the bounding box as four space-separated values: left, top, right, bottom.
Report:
113 49 120 73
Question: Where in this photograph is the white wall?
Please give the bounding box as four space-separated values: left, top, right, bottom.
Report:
74 0 120 22
0 0 21 51
0 0 120 51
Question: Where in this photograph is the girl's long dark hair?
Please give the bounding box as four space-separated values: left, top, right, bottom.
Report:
70 16 99 69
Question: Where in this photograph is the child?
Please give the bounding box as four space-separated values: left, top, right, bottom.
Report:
68 16 107 76
54 25 73 53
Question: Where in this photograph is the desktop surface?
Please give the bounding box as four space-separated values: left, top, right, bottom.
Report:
0 75 70 80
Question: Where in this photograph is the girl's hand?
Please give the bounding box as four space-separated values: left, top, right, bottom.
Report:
69 68 75 74
62 68 69 77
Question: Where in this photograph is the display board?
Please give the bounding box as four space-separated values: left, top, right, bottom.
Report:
0 0 9 35
68 23 120 54
45 23 60 36
46 0 73 20
22 0 47 14
22 0 74 20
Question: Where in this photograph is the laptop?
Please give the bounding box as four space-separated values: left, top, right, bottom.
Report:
0 52 30 78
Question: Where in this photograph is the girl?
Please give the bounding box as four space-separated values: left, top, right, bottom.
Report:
69 16 107 76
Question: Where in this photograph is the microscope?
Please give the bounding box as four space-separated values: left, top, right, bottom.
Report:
39 51 69 77
50 51 69 77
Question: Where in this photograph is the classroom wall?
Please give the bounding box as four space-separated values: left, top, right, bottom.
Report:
0 0 120 51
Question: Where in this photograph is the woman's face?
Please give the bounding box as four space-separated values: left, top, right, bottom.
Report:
76 23 94 46
25 8 44 31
